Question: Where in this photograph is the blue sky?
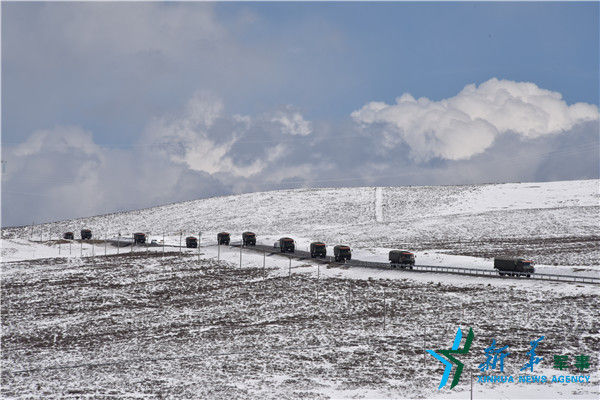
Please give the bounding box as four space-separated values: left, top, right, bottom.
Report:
2 1 599 227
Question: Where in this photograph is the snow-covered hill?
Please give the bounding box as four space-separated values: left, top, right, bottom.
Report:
2 180 599 400
3 179 598 267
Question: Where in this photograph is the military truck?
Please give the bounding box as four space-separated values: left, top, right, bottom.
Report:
81 229 92 240
133 232 146 244
243 231 256 246
334 245 352 262
310 242 327 258
63 232 74 240
279 237 295 253
217 232 230 245
186 236 198 248
494 258 535 277
389 250 415 269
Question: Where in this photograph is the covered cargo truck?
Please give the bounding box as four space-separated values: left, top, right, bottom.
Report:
494 258 535 277
133 232 146 244
242 231 256 246
279 237 295 253
217 232 230 245
389 250 415 269
63 232 74 240
186 236 198 248
310 242 327 258
81 229 92 240
334 245 352 262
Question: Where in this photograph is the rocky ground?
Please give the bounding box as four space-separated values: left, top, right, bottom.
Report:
2 252 598 399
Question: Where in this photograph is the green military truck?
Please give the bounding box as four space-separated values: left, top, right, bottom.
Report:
186 236 198 248
133 232 146 244
243 231 256 246
310 242 327 258
494 258 535 277
333 245 352 262
217 232 230 245
279 237 295 253
388 250 415 269
81 229 92 240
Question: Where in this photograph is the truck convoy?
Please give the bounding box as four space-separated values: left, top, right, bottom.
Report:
310 242 327 258
279 237 295 253
186 236 198 248
494 258 535 277
242 232 256 246
334 245 352 262
217 232 230 245
388 250 415 268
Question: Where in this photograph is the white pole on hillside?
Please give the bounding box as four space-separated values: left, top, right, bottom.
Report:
179 232 182 256
162 232 165 258
239 244 242 268
131 234 134 254
80 238 83 257
317 263 320 301
423 326 427 368
383 292 387 331
31 222 34 239
198 231 201 262
104 233 107 257
218 242 220 262
117 233 120 255
289 256 292 287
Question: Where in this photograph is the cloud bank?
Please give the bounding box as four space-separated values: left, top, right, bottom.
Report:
2 79 598 227
351 78 598 161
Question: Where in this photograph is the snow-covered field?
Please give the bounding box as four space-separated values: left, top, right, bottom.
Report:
2 180 599 399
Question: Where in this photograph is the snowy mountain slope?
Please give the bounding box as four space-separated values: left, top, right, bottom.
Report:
2 180 599 400
2 179 599 266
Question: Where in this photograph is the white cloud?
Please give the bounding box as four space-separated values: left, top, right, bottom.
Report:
13 126 100 157
351 78 599 161
270 107 313 136
142 94 316 178
3 84 597 228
